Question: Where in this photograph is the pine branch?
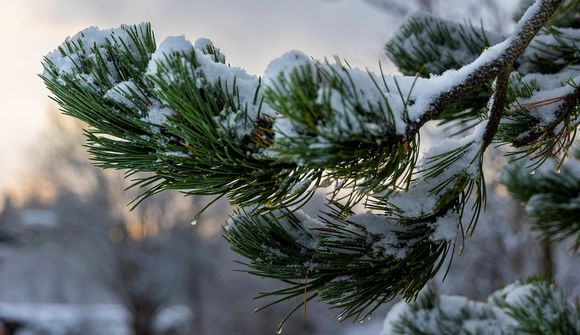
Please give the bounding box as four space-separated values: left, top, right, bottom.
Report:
499 76 579 167
384 278 580 335
41 1 565 215
499 156 580 249
483 68 512 148
385 13 503 129
406 0 563 137
224 207 453 328
386 13 504 77
38 0 577 330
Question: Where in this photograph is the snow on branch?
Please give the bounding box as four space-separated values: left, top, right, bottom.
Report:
406 0 563 136
382 279 580 334
39 0 576 329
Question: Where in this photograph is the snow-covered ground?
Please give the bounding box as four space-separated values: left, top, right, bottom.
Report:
0 303 129 335
0 303 192 335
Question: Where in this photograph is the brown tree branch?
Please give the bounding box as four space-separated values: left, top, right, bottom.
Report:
404 0 562 140
483 68 512 148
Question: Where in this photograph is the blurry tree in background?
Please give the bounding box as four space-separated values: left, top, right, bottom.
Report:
0 115 347 334
331 0 511 32
0 115 208 335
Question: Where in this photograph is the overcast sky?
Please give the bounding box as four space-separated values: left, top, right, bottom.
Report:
0 0 516 190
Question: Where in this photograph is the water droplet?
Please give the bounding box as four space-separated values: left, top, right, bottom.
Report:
556 168 561 174
277 327 283 334
190 219 198 226
530 170 536 175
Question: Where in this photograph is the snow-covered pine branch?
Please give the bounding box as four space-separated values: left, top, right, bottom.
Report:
381 278 580 334
40 0 578 330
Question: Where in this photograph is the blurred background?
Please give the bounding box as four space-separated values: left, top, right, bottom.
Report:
0 0 578 334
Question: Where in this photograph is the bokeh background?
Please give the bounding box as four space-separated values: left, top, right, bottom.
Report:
1 1 578 334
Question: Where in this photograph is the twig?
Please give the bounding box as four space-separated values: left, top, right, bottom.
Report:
483 68 512 148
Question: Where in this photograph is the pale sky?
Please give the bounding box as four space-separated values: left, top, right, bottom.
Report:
0 0 516 190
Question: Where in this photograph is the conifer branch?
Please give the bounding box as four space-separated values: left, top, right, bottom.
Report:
38 0 576 330
406 0 562 138
483 68 512 148
512 85 580 148
384 278 580 334
499 154 580 250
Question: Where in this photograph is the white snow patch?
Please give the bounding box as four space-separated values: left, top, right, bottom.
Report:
142 101 175 127
388 122 485 218
146 35 194 76
263 50 315 87
44 24 147 81
431 212 459 241
103 80 145 109
380 301 410 335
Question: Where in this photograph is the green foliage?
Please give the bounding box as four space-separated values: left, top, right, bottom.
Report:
385 13 503 77
385 13 502 128
388 287 511 335
497 75 579 167
42 24 321 211
490 278 580 335
385 279 580 335
40 0 579 330
514 0 579 29
224 207 451 330
499 152 580 249
518 26 580 74
372 137 486 234
265 58 420 204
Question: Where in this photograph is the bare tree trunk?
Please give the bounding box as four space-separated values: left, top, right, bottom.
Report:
538 240 554 279
131 303 157 335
